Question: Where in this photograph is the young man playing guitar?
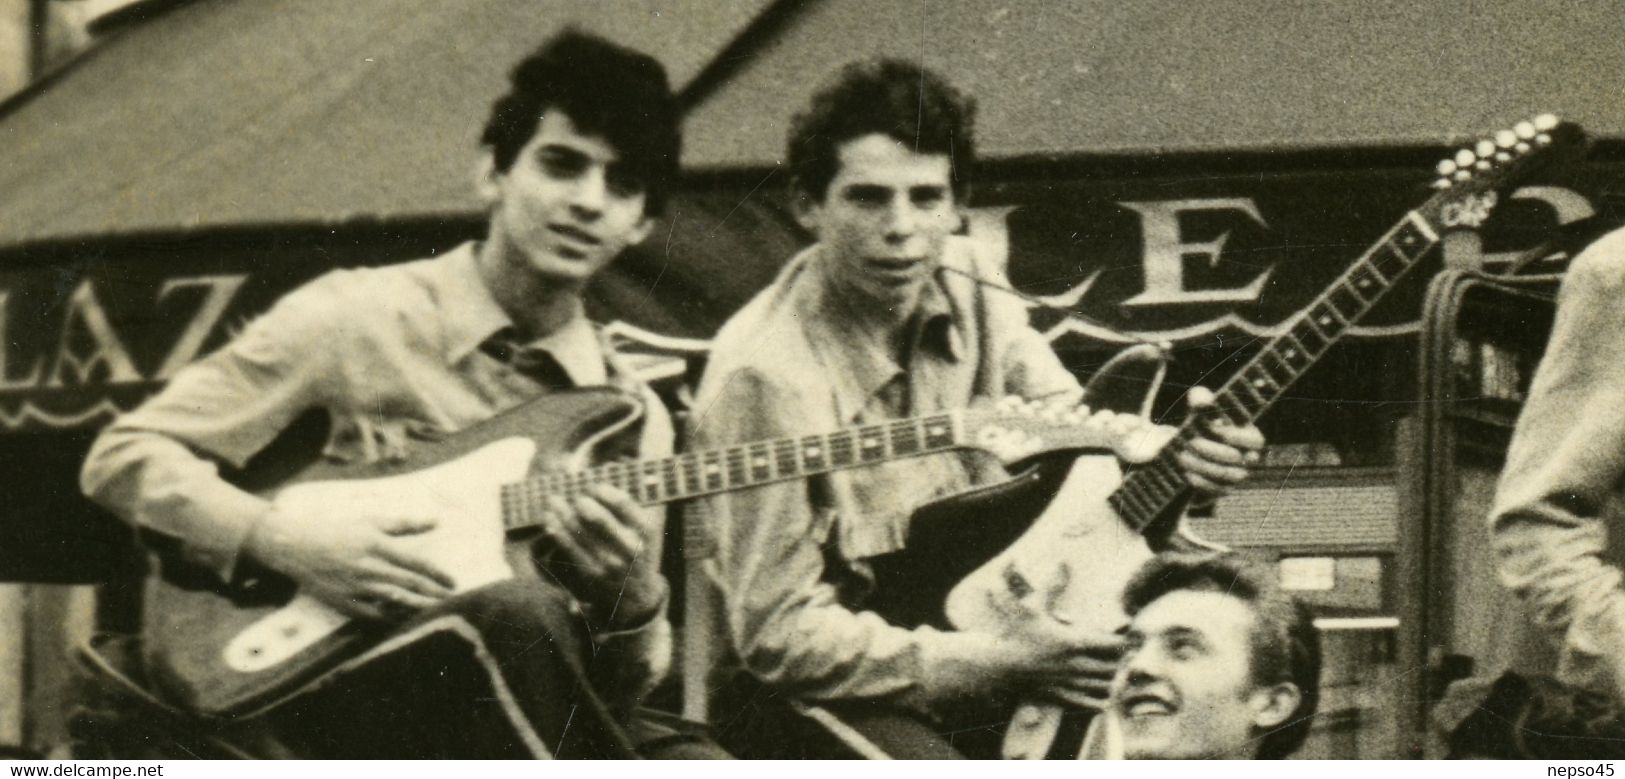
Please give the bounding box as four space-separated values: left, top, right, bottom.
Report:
690 58 1265 758
79 31 720 759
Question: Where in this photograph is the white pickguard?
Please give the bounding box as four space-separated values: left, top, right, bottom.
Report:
222 437 538 673
944 454 1153 759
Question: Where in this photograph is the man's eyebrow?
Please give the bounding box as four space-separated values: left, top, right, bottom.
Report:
1162 625 1206 642
536 143 591 159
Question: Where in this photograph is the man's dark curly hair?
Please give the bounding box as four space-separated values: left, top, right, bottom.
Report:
1122 553 1323 760
480 29 681 215
787 58 975 201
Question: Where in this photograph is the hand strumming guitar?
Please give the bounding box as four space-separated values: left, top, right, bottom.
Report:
242 504 455 621
243 484 664 629
931 618 1124 712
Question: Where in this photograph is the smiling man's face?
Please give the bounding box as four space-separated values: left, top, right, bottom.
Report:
482 110 654 286
1112 590 1284 760
797 133 960 310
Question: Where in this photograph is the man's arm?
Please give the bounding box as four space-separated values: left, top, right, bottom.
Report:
693 368 1118 714
81 281 343 582
1491 230 1625 698
553 385 678 705
81 275 454 618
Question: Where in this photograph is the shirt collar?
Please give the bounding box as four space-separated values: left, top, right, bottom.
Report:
797 244 966 419
441 241 608 386
520 315 609 387
442 242 517 363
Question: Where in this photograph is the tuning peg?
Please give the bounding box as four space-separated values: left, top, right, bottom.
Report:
1494 151 1512 163
1454 149 1476 167
1536 132 1553 146
1475 140 1496 158
1437 159 1458 176
1473 159 1493 171
1515 141 1531 154
1534 113 1559 131
1432 178 1453 190
1515 121 1537 140
1496 130 1518 148
1452 169 1472 182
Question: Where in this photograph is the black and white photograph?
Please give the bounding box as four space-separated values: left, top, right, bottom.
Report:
0 0 1622 762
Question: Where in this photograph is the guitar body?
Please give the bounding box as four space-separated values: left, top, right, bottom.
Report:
142 387 644 717
867 453 1076 629
867 344 1200 758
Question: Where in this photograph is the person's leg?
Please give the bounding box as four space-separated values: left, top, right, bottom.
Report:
265 580 641 758
627 707 733 759
707 672 967 758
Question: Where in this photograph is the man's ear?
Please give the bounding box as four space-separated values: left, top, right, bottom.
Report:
627 214 656 246
1248 682 1303 732
790 183 823 235
474 152 502 207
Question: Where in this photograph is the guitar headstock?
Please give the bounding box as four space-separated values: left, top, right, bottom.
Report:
957 397 1169 465
1418 114 1587 231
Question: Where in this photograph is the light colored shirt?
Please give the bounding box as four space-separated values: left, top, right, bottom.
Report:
690 237 1082 711
1492 227 1625 700
80 241 675 696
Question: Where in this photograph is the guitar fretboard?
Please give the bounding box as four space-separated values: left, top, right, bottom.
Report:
1107 211 1441 533
498 413 961 532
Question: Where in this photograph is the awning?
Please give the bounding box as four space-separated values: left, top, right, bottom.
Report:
0 0 771 248
5 0 1623 250
684 0 1625 167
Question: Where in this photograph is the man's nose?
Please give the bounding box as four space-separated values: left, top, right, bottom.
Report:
569 168 608 218
1121 648 1163 681
882 198 920 242
1124 667 1157 688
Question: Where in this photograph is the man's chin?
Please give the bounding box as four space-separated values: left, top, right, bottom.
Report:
855 276 928 309
529 254 605 283
1119 719 1182 760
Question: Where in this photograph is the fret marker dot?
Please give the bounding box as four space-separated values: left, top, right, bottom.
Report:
705 464 719 475
862 438 878 449
807 446 820 456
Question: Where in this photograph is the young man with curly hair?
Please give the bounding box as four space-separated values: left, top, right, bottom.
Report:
690 58 1266 758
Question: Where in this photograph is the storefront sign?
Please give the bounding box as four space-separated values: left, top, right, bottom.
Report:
0 169 1603 433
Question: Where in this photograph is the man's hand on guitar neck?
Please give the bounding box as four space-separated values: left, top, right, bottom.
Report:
537 484 667 631
1176 387 1265 499
243 504 456 621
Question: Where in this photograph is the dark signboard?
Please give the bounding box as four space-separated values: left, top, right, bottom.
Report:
0 162 1606 436
0 155 1613 581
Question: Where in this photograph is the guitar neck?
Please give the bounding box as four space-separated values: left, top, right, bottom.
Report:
500 412 966 532
1108 210 1441 534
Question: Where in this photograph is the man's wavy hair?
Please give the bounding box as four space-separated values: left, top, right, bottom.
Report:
480 29 681 215
1122 553 1323 759
787 58 975 201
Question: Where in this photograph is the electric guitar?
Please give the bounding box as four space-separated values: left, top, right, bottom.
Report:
143 386 1145 717
871 115 1586 759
